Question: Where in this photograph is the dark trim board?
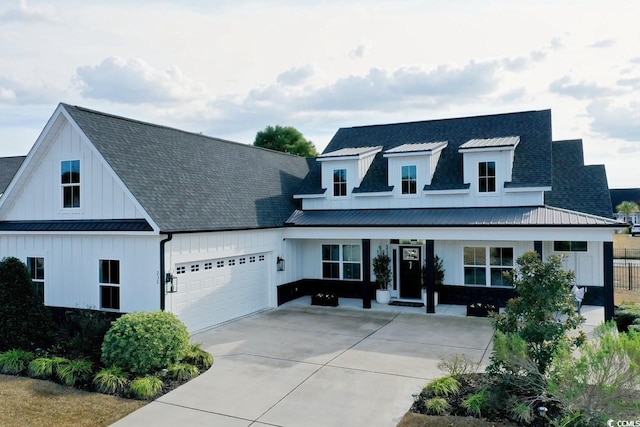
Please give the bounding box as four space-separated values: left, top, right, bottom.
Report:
277 279 375 306
436 285 517 308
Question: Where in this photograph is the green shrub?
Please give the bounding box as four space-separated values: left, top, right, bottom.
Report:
28 357 55 379
463 390 489 417
548 322 640 423
56 359 93 386
614 303 640 332
93 366 128 394
0 349 34 374
183 343 213 370
167 363 200 381
423 375 460 397
425 397 451 415
0 257 54 351
437 353 479 376
130 376 163 400
101 311 190 375
55 308 119 362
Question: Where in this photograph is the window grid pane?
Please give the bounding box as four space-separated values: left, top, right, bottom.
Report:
478 161 496 193
333 169 347 197
99 260 120 284
401 165 417 195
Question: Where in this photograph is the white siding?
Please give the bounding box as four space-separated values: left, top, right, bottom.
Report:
0 234 160 312
2 120 146 222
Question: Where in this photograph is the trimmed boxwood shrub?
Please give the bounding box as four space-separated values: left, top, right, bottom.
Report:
101 311 190 375
614 303 640 332
0 257 54 351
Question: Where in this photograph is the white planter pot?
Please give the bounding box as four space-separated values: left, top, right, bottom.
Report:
376 289 391 304
422 289 439 306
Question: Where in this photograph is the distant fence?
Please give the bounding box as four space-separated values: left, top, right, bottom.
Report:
614 249 640 291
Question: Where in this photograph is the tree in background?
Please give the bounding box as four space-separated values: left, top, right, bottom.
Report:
616 200 639 224
253 125 318 157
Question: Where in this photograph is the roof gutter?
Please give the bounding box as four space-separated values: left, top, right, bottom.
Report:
159 233 173 311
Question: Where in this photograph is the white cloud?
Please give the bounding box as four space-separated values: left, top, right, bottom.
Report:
549 76 620 100
587 100 640 143
75 57 204 104
349 44 367 59
0 0 57 23
276 65 314 86
0 75 61 105
588 38 616 48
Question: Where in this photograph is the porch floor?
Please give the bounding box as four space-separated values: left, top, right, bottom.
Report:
282 296 606 327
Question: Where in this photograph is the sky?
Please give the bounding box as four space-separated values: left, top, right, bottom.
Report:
1 0 639 188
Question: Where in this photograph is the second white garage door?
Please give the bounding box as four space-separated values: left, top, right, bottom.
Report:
170 253 269 332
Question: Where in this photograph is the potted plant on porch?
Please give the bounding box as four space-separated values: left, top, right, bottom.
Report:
373 246 392 304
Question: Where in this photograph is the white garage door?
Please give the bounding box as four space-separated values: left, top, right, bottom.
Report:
170 253 269 332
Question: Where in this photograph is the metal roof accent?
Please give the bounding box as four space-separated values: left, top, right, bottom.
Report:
318 146 382 158
0 219 154 232
285 206 623 228
459 136 520 150
384 141 448 154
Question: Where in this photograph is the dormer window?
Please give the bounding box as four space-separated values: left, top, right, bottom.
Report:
478 161 496 193
61 160 80 208
333 169 347 197
401 165 417 194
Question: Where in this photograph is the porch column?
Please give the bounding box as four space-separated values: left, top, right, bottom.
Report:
362 239 371 309
603 241 614 321
425 240 435 314
534 241 543 258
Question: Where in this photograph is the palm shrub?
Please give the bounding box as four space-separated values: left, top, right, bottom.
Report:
56 359 93 386
0 349 34 374
101 311 190 376
29 357 56 379
130 376 163 400
183 343 213 370
0 257 54 351
167 363 200 381
93 366 128 394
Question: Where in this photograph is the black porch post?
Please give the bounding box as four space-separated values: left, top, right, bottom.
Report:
425 240 435 314
534 241 543 258
603 241 614 321
362 239 371 309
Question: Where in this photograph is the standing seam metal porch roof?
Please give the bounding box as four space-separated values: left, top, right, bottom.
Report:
285 206 623 228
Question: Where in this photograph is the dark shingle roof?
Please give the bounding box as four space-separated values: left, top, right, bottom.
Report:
610 188 640 212
0 156 26 194
296 110 552 194
62 104 310 232
544 140 613 218
286 206 621 228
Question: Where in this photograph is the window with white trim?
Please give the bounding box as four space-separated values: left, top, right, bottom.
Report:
99 259 120 310
478 161 496 193
401 165 417 195
61 160 81 208
553 241 587 252
27 257 45 303
464 246 513 286
322 244 361 280
333 169 347 197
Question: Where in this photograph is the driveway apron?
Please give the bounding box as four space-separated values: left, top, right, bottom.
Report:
112 305 494 427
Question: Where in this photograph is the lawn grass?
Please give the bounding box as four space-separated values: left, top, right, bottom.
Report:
0 374 145 427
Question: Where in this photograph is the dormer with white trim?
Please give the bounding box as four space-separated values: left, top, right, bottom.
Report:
383 142 447 197
458 136 519 198
316 146 382 199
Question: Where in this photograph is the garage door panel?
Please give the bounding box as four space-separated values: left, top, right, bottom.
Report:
171 253 269 332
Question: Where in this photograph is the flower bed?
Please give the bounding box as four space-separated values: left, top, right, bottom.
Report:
311 293 339 307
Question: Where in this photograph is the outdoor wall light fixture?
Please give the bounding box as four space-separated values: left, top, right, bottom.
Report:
165 272 177 293
277 256 285 271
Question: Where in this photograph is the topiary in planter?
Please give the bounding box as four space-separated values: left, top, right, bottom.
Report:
101 311 190 376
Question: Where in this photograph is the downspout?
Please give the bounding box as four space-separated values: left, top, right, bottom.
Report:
159 233 173 311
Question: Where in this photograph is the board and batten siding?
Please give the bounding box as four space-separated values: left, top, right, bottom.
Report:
3 119 146 222
0 233 160 312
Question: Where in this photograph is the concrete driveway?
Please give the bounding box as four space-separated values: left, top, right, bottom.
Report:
113 302 495 427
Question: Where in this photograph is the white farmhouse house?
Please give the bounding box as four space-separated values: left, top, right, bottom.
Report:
0 104 623 332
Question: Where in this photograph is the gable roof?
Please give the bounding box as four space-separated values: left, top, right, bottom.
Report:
544 140 613 218
61 104 311 233
0 156 26 195
610 188 640 212
296 110 552 195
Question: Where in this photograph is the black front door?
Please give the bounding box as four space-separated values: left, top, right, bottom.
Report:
399 246 422 299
